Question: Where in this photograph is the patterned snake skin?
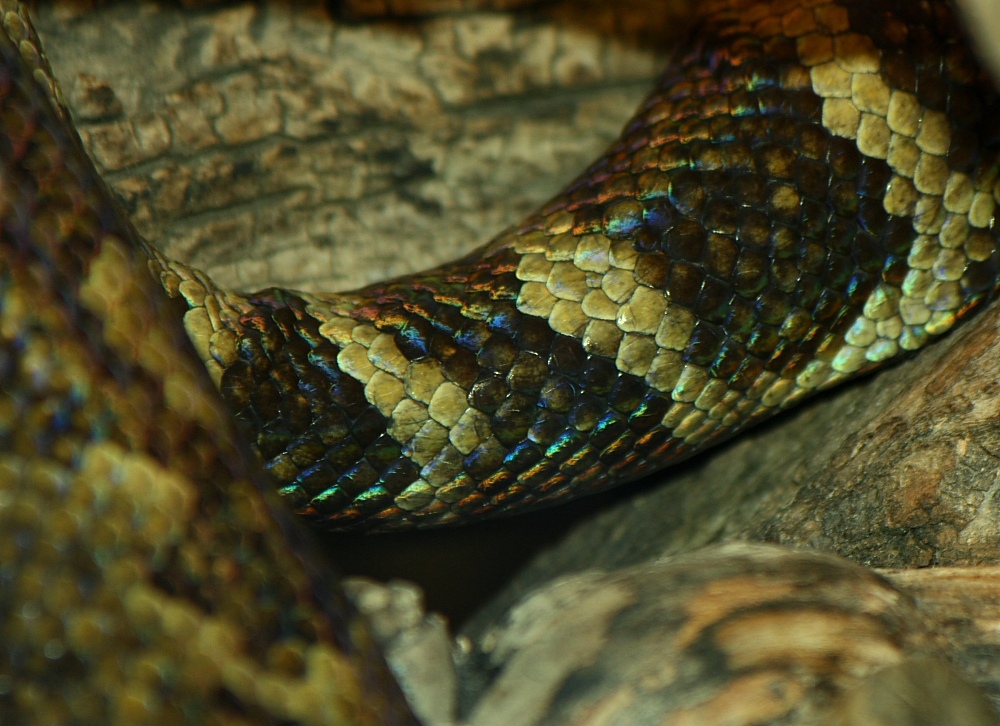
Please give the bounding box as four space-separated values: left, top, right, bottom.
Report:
2 0 1000 722
165 0 1000 531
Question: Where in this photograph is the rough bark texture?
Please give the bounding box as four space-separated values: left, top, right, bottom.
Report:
33 0 681 294
459 545 1000 725
30 1 1000 723
880 565 1000 708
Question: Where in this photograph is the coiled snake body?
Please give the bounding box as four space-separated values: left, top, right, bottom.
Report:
2 0 1000 723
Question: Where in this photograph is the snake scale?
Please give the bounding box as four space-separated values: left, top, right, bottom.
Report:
3 0 1000 723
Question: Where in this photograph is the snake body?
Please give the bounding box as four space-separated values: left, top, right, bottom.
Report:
2 0 1000 722
163 0 1000 531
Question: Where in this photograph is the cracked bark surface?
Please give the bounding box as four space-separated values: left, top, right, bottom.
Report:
30 0 1000 721
34 0 678 293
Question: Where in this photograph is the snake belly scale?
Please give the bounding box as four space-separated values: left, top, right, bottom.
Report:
2 0 1000 723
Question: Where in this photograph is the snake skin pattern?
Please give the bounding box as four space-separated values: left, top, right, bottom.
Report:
2 0 1000 722
160 0 1000 531
0 3 416 723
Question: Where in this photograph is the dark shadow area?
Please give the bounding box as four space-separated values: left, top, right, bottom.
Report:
319 471 655 627
330 0 696 56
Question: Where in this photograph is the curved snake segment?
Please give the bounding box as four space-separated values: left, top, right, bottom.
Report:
160 0 1000 531
0 4 415 723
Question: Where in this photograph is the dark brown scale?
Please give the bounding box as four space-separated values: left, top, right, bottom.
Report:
733 249 769 296
771 259 800 293
736 208 771 247
568 395 604 431
966 257 1000 297
771 226 804 262
949 127 981 172
747 324 780 359
636 252 672 287
507 351 549 392
466 441 508 478
766 183 803 225
694 276 730 322
666 261 704 305
470 374 509 412
723 296 755 340
758 289 795 326
492 393 537 446
706 234 739 276
571 204 604 235
539 376 574 412
579 357 616 394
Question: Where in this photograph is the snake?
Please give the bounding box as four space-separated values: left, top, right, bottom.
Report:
2 0 999 723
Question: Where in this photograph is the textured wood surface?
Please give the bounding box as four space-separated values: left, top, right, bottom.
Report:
461 545 1000 725
33 0 682 293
